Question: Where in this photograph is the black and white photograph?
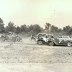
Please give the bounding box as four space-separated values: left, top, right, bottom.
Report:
0 0 72 72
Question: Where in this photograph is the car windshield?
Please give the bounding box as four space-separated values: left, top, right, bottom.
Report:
37 33 46 37
45 35 54 38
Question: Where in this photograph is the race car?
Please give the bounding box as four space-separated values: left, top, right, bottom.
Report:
36 34 72 46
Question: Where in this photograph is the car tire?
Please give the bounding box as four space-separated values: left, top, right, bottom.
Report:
37 40 43 45
48 41 54 46
67 42 72 47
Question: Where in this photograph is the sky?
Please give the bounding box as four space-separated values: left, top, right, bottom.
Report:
0 0 72 28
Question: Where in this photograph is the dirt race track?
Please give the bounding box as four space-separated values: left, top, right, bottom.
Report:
0 37 72 63
0 37 72 72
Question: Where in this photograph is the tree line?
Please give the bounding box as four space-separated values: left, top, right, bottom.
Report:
0 18 72 36
45 23 72 35
0 18 42 35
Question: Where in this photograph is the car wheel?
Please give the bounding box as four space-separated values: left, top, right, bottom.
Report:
37 40 43 45
48 41 54 46
67 42 72 47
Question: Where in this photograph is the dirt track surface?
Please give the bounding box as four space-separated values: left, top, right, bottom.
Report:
0 63 72 72
0 37 72 63
0 37 72 72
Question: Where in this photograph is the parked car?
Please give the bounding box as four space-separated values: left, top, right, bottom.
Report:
37 34 72 46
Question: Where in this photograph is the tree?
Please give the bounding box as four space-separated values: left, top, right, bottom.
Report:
28 25 33 32
45 23 51 31
20 24 28 33
28 24 42 35
32 24 41 34
0 18 3 23
63 25 71 32
15 26 21 34
63 25 72 35
68 28 72 35
58 28 62 32
51 25 59 32
6 21 16 32
0 18 5 33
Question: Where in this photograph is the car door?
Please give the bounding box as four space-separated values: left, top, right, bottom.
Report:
58 36 69 45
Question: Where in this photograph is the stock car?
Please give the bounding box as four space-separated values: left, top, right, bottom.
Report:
37 34 72 46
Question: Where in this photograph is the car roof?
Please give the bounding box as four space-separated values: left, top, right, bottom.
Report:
59 36 70 38
37 33 52 35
